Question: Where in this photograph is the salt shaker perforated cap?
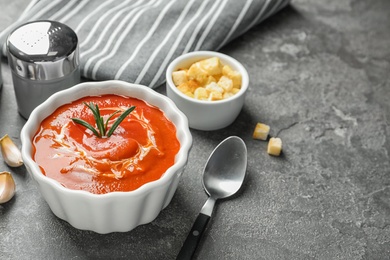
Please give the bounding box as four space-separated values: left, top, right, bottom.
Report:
7 20 79 80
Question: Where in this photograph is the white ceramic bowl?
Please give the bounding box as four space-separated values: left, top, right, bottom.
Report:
20 80 192 234
166 51 249 131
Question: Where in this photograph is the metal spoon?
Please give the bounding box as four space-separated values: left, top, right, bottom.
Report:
176 136 247 260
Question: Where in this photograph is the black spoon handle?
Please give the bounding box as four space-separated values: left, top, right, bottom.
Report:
176 213 210 260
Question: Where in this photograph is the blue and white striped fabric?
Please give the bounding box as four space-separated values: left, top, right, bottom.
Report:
0 0 290 88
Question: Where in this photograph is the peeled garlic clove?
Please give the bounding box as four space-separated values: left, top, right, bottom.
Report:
0 171 16 204
0 134 23 167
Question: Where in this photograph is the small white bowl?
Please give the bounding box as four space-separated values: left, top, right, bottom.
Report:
20 80 192 234
166 51 249 131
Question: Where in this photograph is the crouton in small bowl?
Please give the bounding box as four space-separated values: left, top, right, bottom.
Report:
166 51 249 131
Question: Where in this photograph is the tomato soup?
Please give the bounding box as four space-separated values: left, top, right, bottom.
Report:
32 95 180 194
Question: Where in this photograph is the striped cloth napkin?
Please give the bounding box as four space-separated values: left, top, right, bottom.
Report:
1 0 290 88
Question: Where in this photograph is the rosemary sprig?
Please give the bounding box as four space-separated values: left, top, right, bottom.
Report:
72 102 136 138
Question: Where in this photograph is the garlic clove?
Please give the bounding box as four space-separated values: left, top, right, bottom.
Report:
0 134 23 167
0 171 16 204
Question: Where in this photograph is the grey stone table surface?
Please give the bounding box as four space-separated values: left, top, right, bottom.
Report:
1 0 389 259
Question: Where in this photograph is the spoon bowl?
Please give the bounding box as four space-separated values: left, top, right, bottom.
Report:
203 137 247 200
177 136 247 259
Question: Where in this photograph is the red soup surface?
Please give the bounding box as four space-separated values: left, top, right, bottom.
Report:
33 94 180 194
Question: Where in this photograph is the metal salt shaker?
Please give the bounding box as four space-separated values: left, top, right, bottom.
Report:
7 20 80 119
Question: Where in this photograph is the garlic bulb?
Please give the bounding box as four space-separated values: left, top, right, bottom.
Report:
0 171 16 204
0 134 23 167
